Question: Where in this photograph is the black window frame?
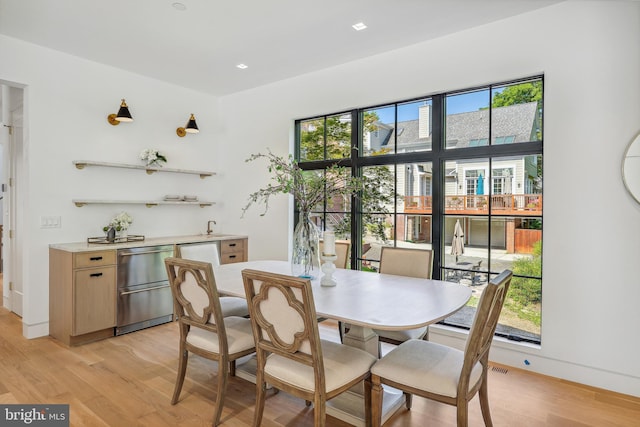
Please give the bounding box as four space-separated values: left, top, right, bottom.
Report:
295 76 543 344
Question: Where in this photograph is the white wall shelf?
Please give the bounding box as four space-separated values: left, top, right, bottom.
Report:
73 160 215 179
72 199 214 208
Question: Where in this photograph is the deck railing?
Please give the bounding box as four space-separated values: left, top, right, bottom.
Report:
404 194 542 216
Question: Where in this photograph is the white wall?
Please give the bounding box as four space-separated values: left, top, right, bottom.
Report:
0 34 221 337
219 1 640 396
1 0 638 398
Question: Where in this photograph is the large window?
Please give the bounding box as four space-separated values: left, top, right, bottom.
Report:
296 77 543 343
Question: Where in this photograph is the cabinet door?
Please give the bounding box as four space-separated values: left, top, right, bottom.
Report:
73 266 116 335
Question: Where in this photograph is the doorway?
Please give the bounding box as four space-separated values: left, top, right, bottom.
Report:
1 83 24 317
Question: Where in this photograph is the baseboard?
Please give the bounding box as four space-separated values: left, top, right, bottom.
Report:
23 320 49 339
429 324 640 398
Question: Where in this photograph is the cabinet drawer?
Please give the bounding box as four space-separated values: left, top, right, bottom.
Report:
220 239 244 254
73 266 116 335
220 252 243 264
74 251 116 269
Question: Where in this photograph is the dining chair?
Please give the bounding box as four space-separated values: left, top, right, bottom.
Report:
341 247 433 351
374 247 433 351
320 240 351 269
241 269 377 427
370 269 513 427
175 243 249 318
164 257 256 426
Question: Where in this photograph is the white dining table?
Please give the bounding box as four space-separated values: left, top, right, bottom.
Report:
213 260 472 426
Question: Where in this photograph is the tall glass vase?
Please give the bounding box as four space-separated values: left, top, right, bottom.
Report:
291 212 321 279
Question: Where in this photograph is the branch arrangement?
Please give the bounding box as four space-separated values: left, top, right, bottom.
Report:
242 150 362 217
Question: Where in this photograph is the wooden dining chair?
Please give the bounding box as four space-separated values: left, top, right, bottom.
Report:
370 269 513 427
241 269 377 427
164 257 256 426
175 243 249 318
373 247 434 351
341 246 433 351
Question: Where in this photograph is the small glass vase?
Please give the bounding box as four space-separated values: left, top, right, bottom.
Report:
105 226 116 243
291 212 321 279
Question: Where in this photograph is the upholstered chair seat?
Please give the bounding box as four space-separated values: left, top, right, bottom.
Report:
175 242 249 318
370 269 513 427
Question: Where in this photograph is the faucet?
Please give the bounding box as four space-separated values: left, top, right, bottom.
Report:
206 220 217 235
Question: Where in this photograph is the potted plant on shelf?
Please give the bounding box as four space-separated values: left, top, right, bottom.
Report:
103 211 133 241
139 148 167 168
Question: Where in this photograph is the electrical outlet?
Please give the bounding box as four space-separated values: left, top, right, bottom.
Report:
40 216 61 229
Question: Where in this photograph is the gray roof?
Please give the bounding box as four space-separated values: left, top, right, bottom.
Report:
373 101 538 151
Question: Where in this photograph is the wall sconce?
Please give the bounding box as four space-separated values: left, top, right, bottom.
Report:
176 114 199 137
107 99 133 125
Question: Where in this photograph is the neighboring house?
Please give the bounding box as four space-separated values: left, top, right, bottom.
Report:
366 102 542 253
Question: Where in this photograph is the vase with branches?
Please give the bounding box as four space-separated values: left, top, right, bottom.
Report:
242 150 385 278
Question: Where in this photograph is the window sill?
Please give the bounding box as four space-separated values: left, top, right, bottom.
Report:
429 323 542 352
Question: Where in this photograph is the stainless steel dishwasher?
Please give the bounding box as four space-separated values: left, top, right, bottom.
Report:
116 245 174 335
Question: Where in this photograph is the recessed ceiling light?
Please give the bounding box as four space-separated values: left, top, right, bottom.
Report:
352 22 367 31
172 3 187 11
236 64 248 70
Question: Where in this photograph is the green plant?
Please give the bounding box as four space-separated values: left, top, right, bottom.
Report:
508 240 542 327
242 150 363 217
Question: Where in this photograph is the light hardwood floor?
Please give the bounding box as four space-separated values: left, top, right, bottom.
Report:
0 306 638 426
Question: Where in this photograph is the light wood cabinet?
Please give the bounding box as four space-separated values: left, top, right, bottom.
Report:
49 235 248 346
220 239 248 264
49 249 117 345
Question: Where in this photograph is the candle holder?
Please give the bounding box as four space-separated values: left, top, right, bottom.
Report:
320 254 338 287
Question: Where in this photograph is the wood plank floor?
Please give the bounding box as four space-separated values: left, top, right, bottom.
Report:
0 307 638 426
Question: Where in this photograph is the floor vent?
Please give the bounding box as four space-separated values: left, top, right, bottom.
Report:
491 366 509 375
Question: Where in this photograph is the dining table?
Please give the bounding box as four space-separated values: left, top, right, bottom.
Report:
212 260 472 426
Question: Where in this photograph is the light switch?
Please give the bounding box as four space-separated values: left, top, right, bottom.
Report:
40 216 61 229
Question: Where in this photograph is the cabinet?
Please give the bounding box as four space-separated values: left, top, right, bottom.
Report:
49 249 117 345
72 160 215 207
220 238 248 264
49 235 248 345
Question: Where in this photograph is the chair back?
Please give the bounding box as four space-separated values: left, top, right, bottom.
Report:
242 269 325 386
379 246 433 279
175 242 221 266
460 269 512 391
320 240 350 269
165 257 227 343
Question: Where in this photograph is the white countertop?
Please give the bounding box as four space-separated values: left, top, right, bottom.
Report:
49 234 248 252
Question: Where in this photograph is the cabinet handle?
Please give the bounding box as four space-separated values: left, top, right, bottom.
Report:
90 256 103 261
89 273 103 278
229 243 236 247
119 249 172 257
120 284 170 296
229 255 236 259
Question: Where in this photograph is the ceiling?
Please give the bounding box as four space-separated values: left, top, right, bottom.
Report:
0 0 563 96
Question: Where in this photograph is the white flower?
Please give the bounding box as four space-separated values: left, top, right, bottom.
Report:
139 148 167 167
139 148 150 161
108 211 133 231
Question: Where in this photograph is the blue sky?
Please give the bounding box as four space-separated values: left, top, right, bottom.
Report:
374 89 492 123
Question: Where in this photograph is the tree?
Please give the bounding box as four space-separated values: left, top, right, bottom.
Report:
332 164 396 242
492 81 543 142
492 81 542 108
298 111 395 242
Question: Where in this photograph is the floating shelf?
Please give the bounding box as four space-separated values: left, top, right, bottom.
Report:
73 160 215 179
73 199 214 208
